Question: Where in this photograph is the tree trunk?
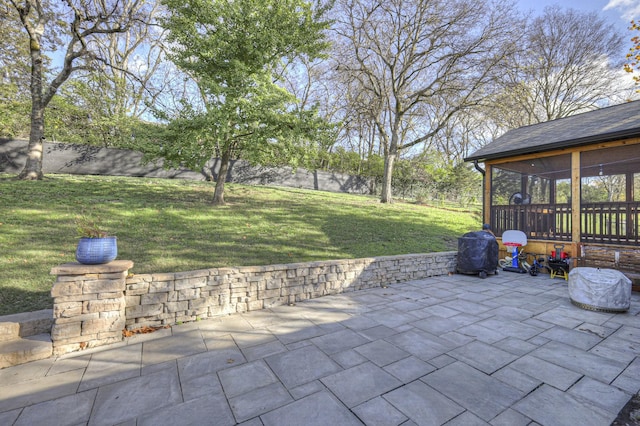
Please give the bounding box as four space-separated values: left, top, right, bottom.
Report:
18 112 45 180
13 0 142 180
212 147 231 205
18 33 45 180
380 151 396 203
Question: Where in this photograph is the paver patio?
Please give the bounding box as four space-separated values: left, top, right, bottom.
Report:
0 272 638 425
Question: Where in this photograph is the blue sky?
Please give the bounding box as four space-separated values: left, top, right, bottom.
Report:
518 0 640 29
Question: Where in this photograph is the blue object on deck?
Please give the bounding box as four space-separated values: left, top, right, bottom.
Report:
502 230 527 274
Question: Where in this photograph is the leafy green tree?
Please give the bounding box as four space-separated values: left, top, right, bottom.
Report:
0 2 37 138
0 84 30 138
555 180 571 204
0 2 31 96
157 0 331 205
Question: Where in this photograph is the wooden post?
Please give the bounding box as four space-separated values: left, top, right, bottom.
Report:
484 164 492 225
571 152 581 244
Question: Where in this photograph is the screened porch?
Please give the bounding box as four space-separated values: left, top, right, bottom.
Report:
489 143 640 246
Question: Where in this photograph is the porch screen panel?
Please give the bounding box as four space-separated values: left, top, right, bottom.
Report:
580 147 640 245
490 155 570 240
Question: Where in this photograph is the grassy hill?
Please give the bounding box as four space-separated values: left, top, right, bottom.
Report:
0 174 481 315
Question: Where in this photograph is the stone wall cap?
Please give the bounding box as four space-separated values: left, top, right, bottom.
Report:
51 260 134 275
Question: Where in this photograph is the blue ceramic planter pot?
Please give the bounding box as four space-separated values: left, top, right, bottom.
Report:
76 237 118 264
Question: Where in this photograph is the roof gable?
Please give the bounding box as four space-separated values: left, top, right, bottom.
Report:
465 100 640 162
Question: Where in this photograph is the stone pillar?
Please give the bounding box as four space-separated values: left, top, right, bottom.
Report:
50 260 133 356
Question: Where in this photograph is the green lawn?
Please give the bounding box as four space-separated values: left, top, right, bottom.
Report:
0 174 480 315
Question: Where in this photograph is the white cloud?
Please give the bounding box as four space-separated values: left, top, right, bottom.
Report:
604 0 640 21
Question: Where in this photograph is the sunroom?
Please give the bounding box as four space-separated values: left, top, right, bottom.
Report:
465 101 640 283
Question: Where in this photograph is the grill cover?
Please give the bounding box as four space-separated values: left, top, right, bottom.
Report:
457 231 499 276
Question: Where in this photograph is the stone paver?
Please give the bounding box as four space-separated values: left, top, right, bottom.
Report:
492 336 538 356
568 377 631 416
218 360 279 398
448 340 518 374
539 325 603 350
423 361 524 421
321 361 402 408
383 356 435 383
0 274 638 425
491 366 541 394
508 354 582 391
531 340 628 383
137 393 235 426
0 367 84 412
456 323 507 344
412 313 478 334
177 335 246 381
383 380 464 426
513 384 614 426
385 329 453 361
592 334 640 361
265 345 341 388
13 389 96 426
90 369 182 426
141 328 207 367
228 382 292 422
477 317 543 340
311 328 369 355
78 344 142 392
354 339 410 367
331 348 368 369
180 370 224 402
0 357 55 386
490 408 532 426
261 391 362 426
352 396 408 426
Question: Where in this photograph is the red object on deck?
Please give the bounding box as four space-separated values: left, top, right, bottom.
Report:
551 250 569 259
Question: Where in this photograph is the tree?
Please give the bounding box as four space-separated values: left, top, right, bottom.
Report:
0 2 37 137
624 20 640 90
498 6 624 127
156 0 331 205
278 56 347 172
331 0 523 203
7 0 147 180
0 2 32 96
58 0 183 149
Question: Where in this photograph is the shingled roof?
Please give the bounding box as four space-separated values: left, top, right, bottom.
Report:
464 100 640 163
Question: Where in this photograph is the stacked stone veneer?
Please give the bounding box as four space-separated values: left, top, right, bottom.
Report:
50 252 456 355
50 261 133 356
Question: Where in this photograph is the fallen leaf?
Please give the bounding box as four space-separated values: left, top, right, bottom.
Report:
122 325 169 338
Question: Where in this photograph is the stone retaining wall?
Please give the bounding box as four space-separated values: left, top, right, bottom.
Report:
124 252 457 330
50 252 457 355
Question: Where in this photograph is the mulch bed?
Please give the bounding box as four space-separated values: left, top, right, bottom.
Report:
613 392 640 426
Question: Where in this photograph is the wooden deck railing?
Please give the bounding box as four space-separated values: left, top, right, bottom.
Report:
491 202 640 246
491 204 572 241
581 202 639 245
